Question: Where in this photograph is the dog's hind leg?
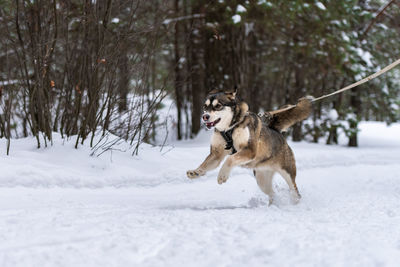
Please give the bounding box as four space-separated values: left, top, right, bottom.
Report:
277 168 301 204
254 169 275 205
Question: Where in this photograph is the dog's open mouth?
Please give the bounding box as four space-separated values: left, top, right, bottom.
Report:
205 118 221 129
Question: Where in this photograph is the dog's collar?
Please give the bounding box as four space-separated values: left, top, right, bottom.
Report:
219 128 237 154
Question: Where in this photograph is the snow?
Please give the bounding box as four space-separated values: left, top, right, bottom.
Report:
1 122 400 266
162 14 205 25
236 4 246 13
315 2 326 10
341 32 350 42
378 23 389 30
390 103 398 111
356 48 374 67
327 109 339 121
259 0 273 7
0 80 19 86
232 14 241 24
111 18 120 23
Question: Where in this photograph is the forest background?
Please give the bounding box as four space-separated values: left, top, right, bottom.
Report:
0 0 399 154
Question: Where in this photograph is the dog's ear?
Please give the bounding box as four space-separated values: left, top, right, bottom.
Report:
225 86 238 99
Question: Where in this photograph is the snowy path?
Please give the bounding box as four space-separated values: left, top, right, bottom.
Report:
1 122 400 267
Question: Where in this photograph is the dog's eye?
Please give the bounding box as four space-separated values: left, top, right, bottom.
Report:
215 103 222 110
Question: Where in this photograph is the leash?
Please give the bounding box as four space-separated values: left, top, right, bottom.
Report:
311 58 400 103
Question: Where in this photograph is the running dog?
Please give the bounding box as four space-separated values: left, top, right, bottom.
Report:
186 89 312 204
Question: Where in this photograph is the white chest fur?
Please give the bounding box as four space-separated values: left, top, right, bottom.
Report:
211 131 226 147
232 127 250 149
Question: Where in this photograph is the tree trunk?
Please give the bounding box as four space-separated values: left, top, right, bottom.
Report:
118 52 129 112
327 125 338 145
291 62 305 142
348 93 360 147
292 123 302 141
174 0 183 140
348 122 358 147
189 2 204 137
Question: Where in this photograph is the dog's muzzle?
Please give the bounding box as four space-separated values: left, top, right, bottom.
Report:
204 118 221 129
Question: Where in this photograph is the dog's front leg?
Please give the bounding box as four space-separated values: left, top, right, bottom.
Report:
187 146 226 179
217 148 255 184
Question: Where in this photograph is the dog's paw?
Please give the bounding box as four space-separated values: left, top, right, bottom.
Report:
217 174 229 184
186 169 203 179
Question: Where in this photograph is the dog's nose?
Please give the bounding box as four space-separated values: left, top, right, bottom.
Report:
202 114 210 121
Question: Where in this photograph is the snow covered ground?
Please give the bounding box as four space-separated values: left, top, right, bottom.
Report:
0 122 400 267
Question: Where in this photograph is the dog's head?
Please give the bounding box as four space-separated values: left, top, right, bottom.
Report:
202 88 237 131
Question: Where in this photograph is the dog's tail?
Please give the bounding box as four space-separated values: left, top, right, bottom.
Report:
265 96 313 132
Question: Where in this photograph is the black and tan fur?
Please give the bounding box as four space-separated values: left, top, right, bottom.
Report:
187 89 312 204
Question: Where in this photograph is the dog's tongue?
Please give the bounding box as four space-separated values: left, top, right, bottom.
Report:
205 118 220 129
206 122 215 129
